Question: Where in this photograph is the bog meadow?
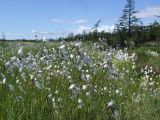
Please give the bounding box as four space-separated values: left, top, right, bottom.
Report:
0 0 160 120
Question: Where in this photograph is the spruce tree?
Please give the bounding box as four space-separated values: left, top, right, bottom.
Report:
119 0 139 38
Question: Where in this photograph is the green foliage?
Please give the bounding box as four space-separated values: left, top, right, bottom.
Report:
134 46 160 72
0 42 160 119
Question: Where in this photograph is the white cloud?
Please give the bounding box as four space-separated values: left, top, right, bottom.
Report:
97 25 115 32
136 6 160 18
31 30 66 36
71 25 115 34
51 19 61 23
31 30 67 40
75 20 87 24
72 26 91 34
30 25 114 39
51 19 87 24
6 33 25 36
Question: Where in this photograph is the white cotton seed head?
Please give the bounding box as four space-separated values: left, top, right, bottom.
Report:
48 94 52 98
19 67 23 73
70 54 74 59
69 84 76 90
10 56 17 61
55 90 59 94
74 42 81 47
86 74 90 79
2 78 6 84
108 100 115 107
132 65 135 69
60 45 65 49
82 85 87 90
5 62 10 66
86 92 90 97
78 98 82 104
78 98 83 109
52 97 55 102
18 47 23 55
68 76 71 79
30 75 34 80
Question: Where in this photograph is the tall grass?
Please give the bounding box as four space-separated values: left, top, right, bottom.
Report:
0 41 160 120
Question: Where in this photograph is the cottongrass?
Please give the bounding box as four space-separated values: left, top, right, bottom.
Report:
0 41 159 119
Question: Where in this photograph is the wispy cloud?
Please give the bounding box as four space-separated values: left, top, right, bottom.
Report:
31 30 66 36
70 25 115 34
32 25 114 36
51 19 61 23
51 19 87 24
30 25 115 39
4 32 30 40
97 25 115 32
136 6 160 18
2 25 115 40
71 26 91 34
75 20 87 24
6 33 26 36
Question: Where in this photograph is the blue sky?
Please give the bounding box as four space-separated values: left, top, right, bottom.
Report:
0 0 160 39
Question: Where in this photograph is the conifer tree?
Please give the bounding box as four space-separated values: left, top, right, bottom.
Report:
119 0 139 38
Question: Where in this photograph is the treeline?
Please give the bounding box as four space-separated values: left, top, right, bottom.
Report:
57 20 160 47
58 0 160 47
